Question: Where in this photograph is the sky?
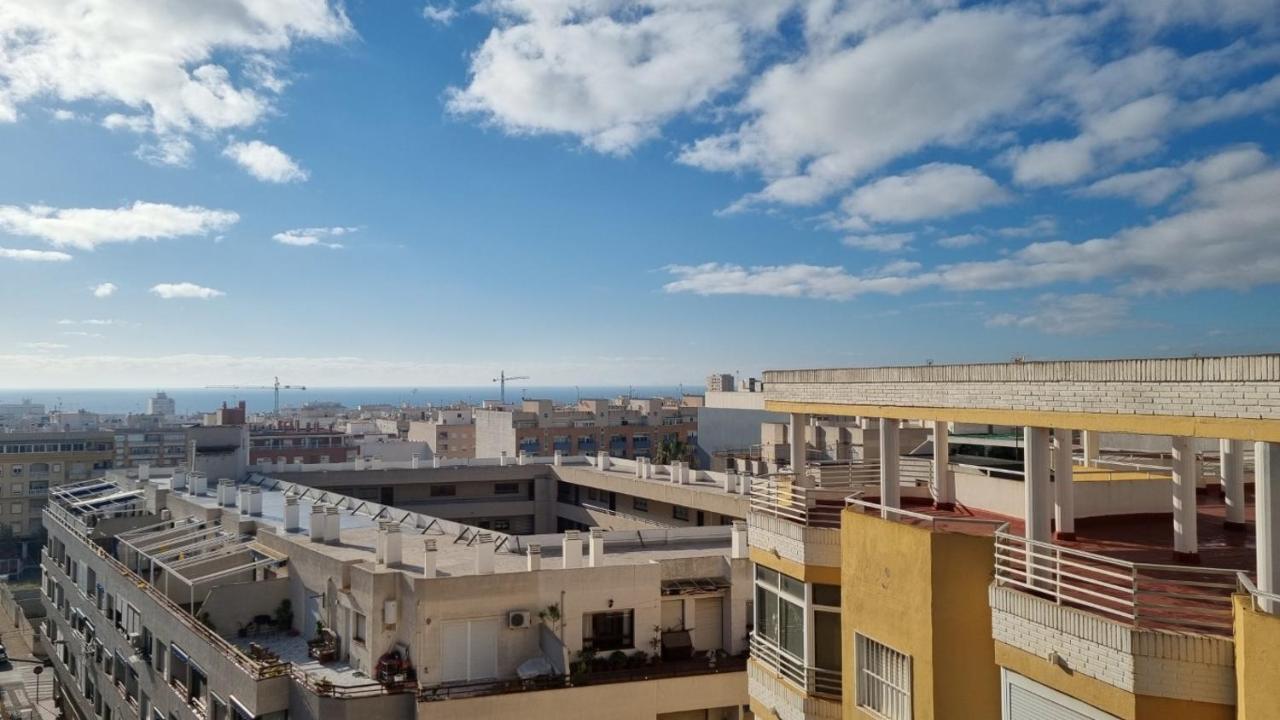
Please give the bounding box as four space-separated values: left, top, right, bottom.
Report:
1 0 1279 388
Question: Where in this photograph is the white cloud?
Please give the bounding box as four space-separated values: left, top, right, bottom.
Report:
91 283 118 298
19 342 68 351
1076 144 1268 206
58 319 120 326
841 233 914 252
0 202 238 251
150 282 225 300
0 1 351 158
985 294 1132 335
423 3 458 24
51 108 77 121
223 140 308 183
61 331 102 338
446 0 795 154
936 234 985 249
997 216 1058 238
662 262 930 300
0 247 72 261
137 136 195 168
272 226 354 249
840 164 1010 224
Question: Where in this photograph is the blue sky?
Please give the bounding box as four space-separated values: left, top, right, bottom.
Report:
1 0 1279 388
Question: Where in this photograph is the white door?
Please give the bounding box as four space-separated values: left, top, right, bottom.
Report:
440 619 500 683
1003 670 1120 720
305 593 323 639
693 597 723 651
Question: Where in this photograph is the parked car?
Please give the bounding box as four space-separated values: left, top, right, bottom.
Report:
0 642 9 665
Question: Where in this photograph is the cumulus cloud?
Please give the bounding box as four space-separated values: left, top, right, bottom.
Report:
662 262 930 300
223 140 308 183
936 234 985 249
841 233 914 253
19 342 68 351
986 294 1133 335
0 247 72 261
840 164 1010 225
150 282 225 300
423 3 458 24
92 283 118 298
0 202 237 251
1076 144 1268 205
272 226 354 249
0 1 351 160
58 319 120 326
446 0 795 154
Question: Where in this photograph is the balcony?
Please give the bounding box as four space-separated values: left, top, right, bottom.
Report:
748 633 839 698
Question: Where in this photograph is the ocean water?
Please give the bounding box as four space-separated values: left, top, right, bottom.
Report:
0 386 704 416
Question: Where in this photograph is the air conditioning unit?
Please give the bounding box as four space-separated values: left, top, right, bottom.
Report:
128 632 144 651
507 610 531 629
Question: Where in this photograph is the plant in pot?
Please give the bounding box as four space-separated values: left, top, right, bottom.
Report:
274 599 295 636
607 650 628 670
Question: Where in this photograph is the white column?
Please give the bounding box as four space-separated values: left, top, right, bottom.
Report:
1082 430 1100 466
932 420 954 510
1023 427 1052 543
1053 429 1075 540
1220 439 1246 530
1257 442 1280 613
789 413 809 479
879 418 901 516
1171 436 1198 561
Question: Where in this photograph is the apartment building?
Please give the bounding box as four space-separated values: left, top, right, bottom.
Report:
38 461 753 720
406 407 476 459
248 427 353 465
0 431 114 537
707 374 735 393
147 392 176 417
743 354 1280 720
475 398 698 461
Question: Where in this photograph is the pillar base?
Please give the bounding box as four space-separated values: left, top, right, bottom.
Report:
1224 520 1248 532
1172 551 1200 565
1054 531 1076 541
934 502 956 512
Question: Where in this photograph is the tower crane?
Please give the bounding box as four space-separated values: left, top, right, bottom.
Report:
492 371 530 404
205 376 306 415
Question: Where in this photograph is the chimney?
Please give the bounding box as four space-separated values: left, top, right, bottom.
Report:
635 460 644 479
189 472 207 496
596 451 610 471
562 530 582 569
475 532 495 575
309 505 326 542
169 467 187 491
527 543 542 571
138 463 151 481
499 451 508 467
731 520 748 559
325 506 341 544
422 539 438 577
723 471 736 493
238 486 251 512
282 496 300 533
588 527 605 567
218 479 235 506
518 451 528 466
375 521 388 564
432 456 441 469
384 523 402 567
644 458 654 480
411 454 421 469
553 451 562 467
247 487 263 516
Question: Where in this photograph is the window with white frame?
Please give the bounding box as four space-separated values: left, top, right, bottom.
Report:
855 633 912 719
753 566 804 661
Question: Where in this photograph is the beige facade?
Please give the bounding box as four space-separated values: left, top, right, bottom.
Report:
0 431 113 536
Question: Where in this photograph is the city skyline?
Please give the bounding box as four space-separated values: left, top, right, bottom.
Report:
3 1 1279 388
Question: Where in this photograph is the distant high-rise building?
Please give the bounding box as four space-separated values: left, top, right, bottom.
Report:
147 391 176 416
706 373 735 392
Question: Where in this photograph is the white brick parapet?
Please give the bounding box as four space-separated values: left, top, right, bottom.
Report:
990 585 1236 707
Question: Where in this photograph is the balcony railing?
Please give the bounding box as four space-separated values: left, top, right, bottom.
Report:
993 529 1241 635
749 480 847 529
749 633 840 699
418 655 746 702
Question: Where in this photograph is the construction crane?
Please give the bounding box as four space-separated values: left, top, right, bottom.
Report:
205 376 306 415
492 371 530 404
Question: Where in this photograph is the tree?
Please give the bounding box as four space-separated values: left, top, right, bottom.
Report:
653 437 691 466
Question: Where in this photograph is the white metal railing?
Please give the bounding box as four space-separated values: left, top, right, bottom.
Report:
844 497 1006 533
1237 573 1280 614
951 462 1025 480
750 633 840 699
579 503 672 528
749 479 846 528
993 528 1241 635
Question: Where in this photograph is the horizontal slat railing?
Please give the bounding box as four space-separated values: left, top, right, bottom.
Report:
750 633 840 699
749 480 846 528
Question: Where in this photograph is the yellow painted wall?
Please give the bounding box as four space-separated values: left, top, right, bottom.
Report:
840 509 1000 720
995 641 1136 719
1234 594 1280 720
749 547 840 584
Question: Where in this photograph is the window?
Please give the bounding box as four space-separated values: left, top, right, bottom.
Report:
493 520 510 531
632 497 649 513
584 610 634 651
353 613 366 643
430 484 456 497
493 482 520 495
672 505 689 521
855 633 912 719
754 566 805 661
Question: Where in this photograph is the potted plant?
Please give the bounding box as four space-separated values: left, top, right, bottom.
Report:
274 599 294 635
607 650 627 670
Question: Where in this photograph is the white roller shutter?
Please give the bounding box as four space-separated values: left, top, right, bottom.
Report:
1003 671 1120 720
693 597 723 651
441 618 500 683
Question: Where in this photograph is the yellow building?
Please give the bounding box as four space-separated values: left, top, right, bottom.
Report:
741 355 1280 720
0 430 113 537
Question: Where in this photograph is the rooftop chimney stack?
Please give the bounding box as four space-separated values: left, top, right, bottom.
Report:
731 520 748 559
562 530 583 569
325 506 341 545
723 471 736 493
384 523 402 567
518 451 528 466
423 539 438 577
411 454 421 469
596 451 610 471
432 456 441 469
475 532 495 575
310 505 326 542
189 472 207 496
282 496 300 533
138 463 151 481
588 527 605 567
169 466 187 491
527 543 542 571
375 521 388 564
499 451 509 467
553 451 562 466
218 479 235 506
247 487 263 516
